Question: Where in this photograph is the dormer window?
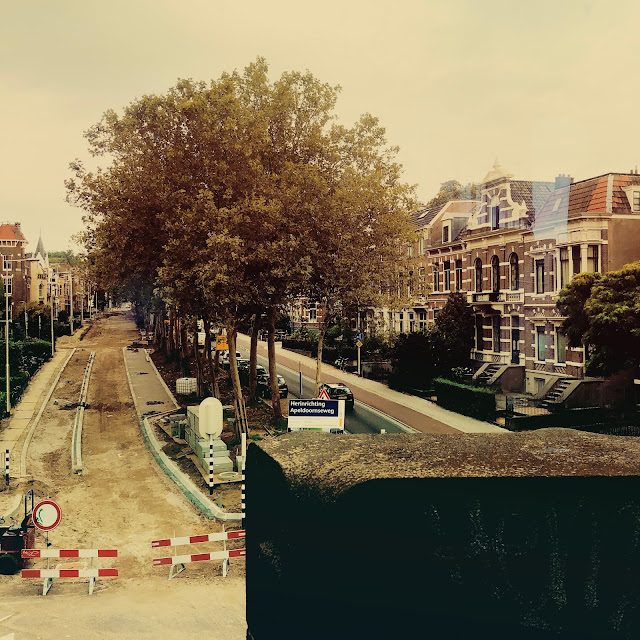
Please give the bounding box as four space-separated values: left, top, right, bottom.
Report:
442 224 449 243
621 185 640 212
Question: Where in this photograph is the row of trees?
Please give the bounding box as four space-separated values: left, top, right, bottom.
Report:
67 58 415 424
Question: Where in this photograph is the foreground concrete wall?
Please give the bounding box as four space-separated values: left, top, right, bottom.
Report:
246 430 640 639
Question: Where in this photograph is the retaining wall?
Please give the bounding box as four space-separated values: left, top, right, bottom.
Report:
247 430 640 639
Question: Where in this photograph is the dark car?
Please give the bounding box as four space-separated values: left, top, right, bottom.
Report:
319 383 354 411
257 374 288 399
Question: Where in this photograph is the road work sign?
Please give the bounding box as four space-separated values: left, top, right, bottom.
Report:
288 399 345 432
216 335 229 351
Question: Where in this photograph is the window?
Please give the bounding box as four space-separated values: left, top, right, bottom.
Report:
556 328 566 364
535 259 545 294
572 245 581 275
475 258 483 292
444 261 451 291
492 315 501 353
309 307 317 322
442 225 449 243
455 259 463 290
634 191 640 212
491 205 500 229
418 237 424 255
587 245 599 273
418 267 426 295
491 255 500 292
433 264 439 292
560 247 570 288
509 253 519 290
475 315 483 350
3 277 11 295
536 326 546 361
2 256 11 271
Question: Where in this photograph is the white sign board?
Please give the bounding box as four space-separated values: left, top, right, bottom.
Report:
33 500 62 531
199 397 223 438
288 399 345 432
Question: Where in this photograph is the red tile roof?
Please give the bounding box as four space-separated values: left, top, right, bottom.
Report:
0 224 26 242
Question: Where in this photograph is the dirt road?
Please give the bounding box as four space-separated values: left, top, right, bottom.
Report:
0 313 246 640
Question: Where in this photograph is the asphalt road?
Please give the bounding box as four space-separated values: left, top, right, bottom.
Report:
237 345 415 434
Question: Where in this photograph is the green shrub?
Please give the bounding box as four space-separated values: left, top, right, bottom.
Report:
0 371 31 406
20 339 52 375
434 377 496 421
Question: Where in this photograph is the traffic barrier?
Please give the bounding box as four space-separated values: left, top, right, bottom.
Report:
241 432 246 528
151 530 245 548
21 548 118 595
4 449 8 486
152 528 244 579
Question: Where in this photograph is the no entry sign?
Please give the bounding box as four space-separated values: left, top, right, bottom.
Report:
33 500 62 531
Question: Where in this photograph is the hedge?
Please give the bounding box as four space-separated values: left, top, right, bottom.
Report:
434 377 496 422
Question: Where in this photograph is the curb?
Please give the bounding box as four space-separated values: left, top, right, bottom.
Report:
122 347 241 522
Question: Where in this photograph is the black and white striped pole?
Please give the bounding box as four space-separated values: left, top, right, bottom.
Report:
208 439 214 496
5 448 9 486
241 432 246 528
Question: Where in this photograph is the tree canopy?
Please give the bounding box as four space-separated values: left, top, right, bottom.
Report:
67 58 414 415
557 262 640 375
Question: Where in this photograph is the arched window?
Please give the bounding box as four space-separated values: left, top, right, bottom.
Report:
475 258 483 293
509 253 519 290
491 255 500 292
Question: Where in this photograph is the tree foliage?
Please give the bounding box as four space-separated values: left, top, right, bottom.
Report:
557 262 640 375
68 58 413 417
425 179 477 208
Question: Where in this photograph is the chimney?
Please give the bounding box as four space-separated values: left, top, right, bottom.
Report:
555 174 573 190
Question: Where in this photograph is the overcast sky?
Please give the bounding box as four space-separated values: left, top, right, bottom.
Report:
2 0 639 252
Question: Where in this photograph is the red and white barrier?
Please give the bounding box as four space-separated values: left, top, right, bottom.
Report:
152 527 245 579
152 530 245 548
153 548 246 566
22 548 117 558
22 568 118 578
21 548 118 595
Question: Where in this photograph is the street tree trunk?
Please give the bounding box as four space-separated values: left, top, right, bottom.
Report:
248 312 261 399
203 317 219 398
227 325 247 440
193 318 204 397
180 318 190 377
314 314 333 397
267 307 282 420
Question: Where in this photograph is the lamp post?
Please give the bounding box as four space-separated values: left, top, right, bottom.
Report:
5 289 10 414
50 277 55 357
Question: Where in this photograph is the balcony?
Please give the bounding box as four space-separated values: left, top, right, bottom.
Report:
468 290 523 304
471 291 504 303
471 350 510 365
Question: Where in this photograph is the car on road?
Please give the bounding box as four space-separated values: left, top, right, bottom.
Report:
256 374 288 399
319 383 355 411
219 350 242 369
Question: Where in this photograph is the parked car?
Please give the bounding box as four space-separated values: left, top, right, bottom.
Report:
238 362 267 384
319 383 355 411
257 374 288 399
219 350 242 369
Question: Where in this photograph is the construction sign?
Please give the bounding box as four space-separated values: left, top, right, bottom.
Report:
216 335 229 351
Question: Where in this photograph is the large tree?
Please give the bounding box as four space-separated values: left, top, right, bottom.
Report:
557 262 640 375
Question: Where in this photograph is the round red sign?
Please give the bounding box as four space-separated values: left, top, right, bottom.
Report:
33 500 62 531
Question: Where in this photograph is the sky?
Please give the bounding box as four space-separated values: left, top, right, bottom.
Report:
2 0 640 252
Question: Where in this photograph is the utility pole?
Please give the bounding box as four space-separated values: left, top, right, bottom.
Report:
69 269 73 335
5 289 10 414
50 276 55 357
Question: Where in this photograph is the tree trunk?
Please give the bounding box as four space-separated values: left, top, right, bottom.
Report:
168 306 176 361
248 312 261 399
203 318 219 398
314 315 333 397
193 318 204 397
180 319 190 377
267 307 282 420
227 325 247 440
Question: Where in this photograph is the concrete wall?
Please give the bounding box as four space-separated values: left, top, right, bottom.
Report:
247 431 640 639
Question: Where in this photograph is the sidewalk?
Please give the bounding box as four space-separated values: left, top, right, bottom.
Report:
0 346 75 481
237 335 507 435
122 346 241 521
